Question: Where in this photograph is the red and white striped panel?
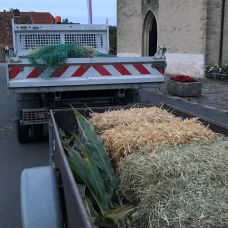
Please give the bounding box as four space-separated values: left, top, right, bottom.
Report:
9 64 163 80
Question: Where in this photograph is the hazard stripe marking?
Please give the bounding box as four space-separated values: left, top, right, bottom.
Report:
114 64 131 75
9 63 164 79
93 65 111 76
9 67 21 79
133 64 151 74
27 69 42 78
51 66 69 78
71 65 90 77
153 66 164 74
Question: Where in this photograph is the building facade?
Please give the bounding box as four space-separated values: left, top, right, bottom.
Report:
117 0 228 77
0 10 55 62
0 10 55 49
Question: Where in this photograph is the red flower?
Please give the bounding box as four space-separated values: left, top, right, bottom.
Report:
170 75 197 83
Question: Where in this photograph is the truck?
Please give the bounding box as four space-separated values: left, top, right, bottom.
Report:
9 20 228 228
6 20 168 227
6 20 166 143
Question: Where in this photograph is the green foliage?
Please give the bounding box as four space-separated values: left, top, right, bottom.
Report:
60 111 134 226
205 64 228 81
61 18 73 24
109 26 117 54
67 146 111 212
74 111 118 189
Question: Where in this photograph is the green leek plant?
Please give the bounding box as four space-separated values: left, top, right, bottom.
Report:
60 111 134 227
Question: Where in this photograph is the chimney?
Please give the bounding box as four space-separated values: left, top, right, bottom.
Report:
55 16 61 24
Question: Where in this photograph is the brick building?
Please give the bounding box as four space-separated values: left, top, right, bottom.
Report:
117 0 228 77
0 10 55 49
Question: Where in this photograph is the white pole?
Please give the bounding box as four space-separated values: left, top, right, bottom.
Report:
87 0 93 24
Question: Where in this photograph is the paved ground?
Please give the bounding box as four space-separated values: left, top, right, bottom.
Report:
148 78 228 113
166 79 228 113
0 64 49 228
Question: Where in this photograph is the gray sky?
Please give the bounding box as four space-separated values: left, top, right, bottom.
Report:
0 0 117 25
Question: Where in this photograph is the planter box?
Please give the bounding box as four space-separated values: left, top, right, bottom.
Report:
167 80 202 97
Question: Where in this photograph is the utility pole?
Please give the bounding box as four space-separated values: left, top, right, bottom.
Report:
87 0 93 24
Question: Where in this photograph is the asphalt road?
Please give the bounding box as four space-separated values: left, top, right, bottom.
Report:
0 64 49 228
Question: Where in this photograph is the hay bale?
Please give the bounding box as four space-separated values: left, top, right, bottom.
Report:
100 118 217 168
89 107 178 133
119 139 228 227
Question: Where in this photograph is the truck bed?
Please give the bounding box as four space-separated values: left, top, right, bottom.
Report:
7 57 165 93
50 103 228 228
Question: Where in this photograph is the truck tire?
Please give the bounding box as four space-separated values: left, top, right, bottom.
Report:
31 125 44 142
17 120 30 143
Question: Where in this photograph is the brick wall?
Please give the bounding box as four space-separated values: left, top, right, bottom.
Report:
0 15 14 49
0 11 54 50
0 13 32 49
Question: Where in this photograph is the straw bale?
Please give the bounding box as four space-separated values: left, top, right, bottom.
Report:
100 118 217 168
89 107 179 133
119 139 228 227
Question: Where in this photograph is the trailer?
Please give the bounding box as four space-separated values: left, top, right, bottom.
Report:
20 102 228 228
6 20 166 143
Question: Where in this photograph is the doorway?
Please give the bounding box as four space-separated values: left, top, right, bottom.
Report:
142 11 157 56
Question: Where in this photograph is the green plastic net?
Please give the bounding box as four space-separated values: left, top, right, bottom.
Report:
27 44 112 78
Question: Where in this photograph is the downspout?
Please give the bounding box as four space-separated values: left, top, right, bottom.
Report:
219 0 225 65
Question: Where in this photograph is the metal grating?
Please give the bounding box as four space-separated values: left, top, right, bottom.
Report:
22 109 49 125
13 23 109 56
18 33 61 50
64 33 103 48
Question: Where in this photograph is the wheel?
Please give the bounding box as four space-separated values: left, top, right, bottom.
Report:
17 120 30 143
31 124 44 142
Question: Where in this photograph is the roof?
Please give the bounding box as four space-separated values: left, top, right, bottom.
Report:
20 12 55 24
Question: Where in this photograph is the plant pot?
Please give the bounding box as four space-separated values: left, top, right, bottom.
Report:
166 80 202 97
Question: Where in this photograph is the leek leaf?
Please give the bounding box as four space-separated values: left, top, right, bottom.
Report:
75 111 118 188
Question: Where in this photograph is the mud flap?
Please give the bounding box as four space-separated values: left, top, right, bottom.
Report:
21 166 63 228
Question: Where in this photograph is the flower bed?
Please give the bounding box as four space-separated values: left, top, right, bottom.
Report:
167 75 202 97
170 75 197 83
205 65 228 80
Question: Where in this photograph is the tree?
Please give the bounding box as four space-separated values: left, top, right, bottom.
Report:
62 18 73 24
9 8 20 16
109 26 117 54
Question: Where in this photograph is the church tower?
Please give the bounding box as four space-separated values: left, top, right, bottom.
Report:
117 0 228 77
